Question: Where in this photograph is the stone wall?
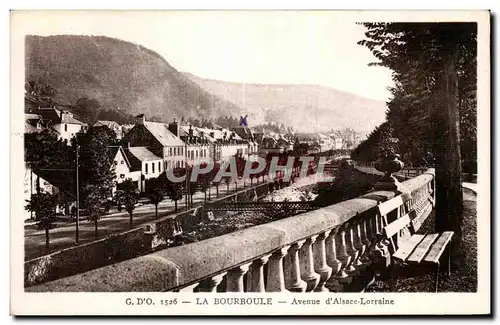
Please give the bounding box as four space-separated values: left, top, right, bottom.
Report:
24 228 150 287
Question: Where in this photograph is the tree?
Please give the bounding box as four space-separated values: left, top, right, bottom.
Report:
25 130 72 193
358 23 477 264
163 169 184 213
75 97 101 124
116 179 139 229
25 81 57 111
72 126 117 215
25 191 58 251
82 184 105 239
146 177 166 219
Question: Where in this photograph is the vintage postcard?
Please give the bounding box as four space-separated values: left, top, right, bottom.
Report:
10 10 490 316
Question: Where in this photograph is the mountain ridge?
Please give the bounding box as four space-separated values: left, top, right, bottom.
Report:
25 35 243 123
183 72 387 133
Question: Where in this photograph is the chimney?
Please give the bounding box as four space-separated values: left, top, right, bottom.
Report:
209 132 214 138
188 124 193 137
127 142 130 149
135 114 145 125
168 118 179 136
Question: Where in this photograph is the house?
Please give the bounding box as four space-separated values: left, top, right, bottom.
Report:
122 115 186 171
32 107 88 142
123 146 164 193
25 114 47 134
94 120 123 139
232 126 260 161
24 167 62 220
212 128 249 163
175 124 212 167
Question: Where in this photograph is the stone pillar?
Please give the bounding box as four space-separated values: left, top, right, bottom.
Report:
226 263 250 292
247 255 270 292
284 241 307 292
336 223 353 284
198 273 226 292
344 222 359 278
299 236 320 291
266 246 290 292
325 228 343 291
313 230 333 292
359 215 373 266
351 218 365 269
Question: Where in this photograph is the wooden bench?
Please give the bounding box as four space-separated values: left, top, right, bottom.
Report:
377 193 454 292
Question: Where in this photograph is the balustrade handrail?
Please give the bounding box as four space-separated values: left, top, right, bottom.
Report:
27 169 436 293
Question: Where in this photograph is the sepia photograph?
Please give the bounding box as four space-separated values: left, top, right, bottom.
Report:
10 9 490 316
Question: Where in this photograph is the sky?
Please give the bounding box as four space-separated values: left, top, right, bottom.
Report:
13 10 394 102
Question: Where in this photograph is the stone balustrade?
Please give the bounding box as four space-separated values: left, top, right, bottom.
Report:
27 169 436 293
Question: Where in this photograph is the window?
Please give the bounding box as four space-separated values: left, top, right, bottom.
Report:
173 147 176 155
196 150 198 158
152 162 155 173
145 163 148 174
158 161 161 171
120 160 124 165
180 147 183 155
64 124 67 132
169 148 172 156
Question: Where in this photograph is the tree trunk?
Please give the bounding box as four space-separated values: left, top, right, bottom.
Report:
174 200 178 212
433 41 463 266
45 228 50 251
216 185 219 198
155 204 158 219
36 171 41 194
204 191 207 204
94 218 98 239
129 212 133 229
208 186 211 200
226 183 229 194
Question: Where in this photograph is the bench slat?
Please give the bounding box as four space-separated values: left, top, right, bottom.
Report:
378 195 404 217
393 234 425 262
384 212 413 238
423 232 454 264
407 233 439 263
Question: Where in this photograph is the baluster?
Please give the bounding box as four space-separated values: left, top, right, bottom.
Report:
198 273 226 292
359 215 373 267
335 223 352 283
178 282 199 292
266 246 290 292
325 227 343 291
344 221 359 277
299 235 320 291
247 255 270 292
284 241 307 292
226 263 250 292
313 230 333 292
351 217 365 269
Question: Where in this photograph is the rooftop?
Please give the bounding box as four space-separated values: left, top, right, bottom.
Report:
143 121 185 147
